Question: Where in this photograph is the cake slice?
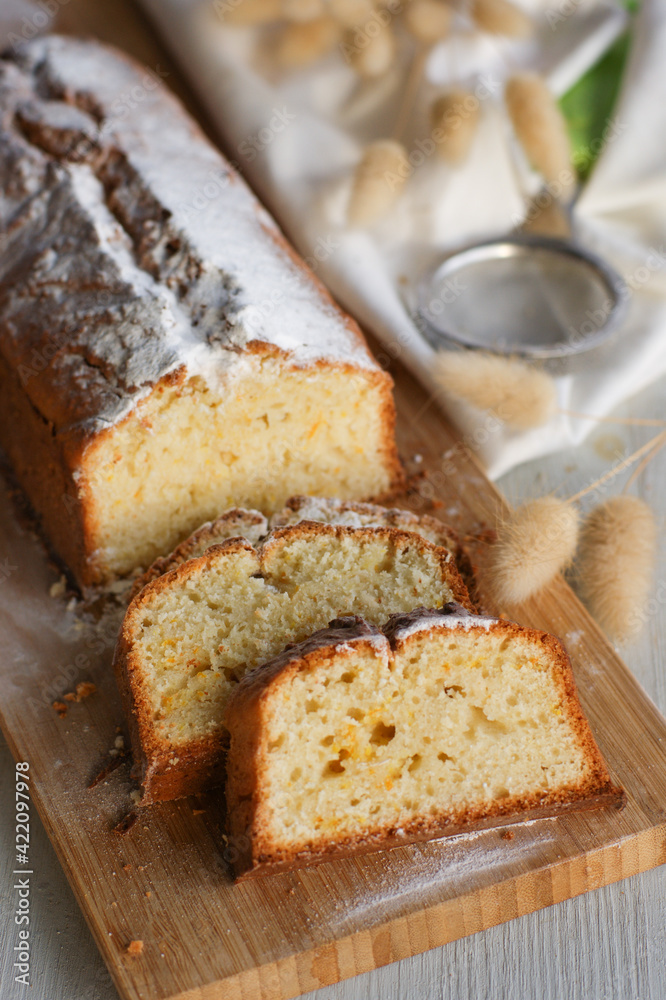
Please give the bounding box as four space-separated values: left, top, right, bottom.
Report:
270 495 476 601
129 495 474 603
224 605 623 878
128 508 268 602
114 524 472 803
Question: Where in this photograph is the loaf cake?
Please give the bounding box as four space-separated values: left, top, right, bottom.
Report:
129 494 473 602
114 523 472 803
225 605 623 878
0 37 401 591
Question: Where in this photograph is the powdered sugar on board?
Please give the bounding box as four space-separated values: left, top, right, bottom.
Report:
317 820 560 932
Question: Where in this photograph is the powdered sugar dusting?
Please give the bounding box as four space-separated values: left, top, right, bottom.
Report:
394 611 499 641
320 820 559 930
39 38 376 370
0 38 378 436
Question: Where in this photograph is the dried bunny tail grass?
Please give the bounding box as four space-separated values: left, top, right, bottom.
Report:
433 350 557 429
505 73 574 198
487 497 579 606
431 89 481 164
344 21 396 77
576 496 658 642
329 0 376 27
520 192 571 238
275 16 341 68
221 0 282 24
347 140 410 226
281 0 325 20
470 0 532 37
404 0 453 43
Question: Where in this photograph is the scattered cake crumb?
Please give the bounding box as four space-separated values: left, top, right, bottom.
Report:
126 940 144 957
52 700 67 718
192 808 206 816
114 735 125 750
500 829 515 841
122 864 132 872
112 812 138 836
145 891 151 898
49 575 67 598
63 681 97 704
88 753 127 789
130 790 142 806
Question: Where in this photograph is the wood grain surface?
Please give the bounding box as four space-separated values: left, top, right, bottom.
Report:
0 347 665 1000
0 4 664 1000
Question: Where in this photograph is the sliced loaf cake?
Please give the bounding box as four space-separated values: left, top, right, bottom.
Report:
224 605 623 878
114 525 472 803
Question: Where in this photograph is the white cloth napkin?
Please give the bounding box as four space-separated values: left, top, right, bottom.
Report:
64 2 666 474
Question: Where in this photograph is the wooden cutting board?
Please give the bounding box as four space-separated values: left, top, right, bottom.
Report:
1 353 666 1000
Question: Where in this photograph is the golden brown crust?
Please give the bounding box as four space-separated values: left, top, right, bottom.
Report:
224 609 624 879
231 789 625 880
115 524 472 804
127 508 269 603
113 537 258 803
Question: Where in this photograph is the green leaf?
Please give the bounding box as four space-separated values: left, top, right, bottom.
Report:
559 3 638 182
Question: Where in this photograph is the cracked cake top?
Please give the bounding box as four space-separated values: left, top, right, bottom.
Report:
0 37 377 439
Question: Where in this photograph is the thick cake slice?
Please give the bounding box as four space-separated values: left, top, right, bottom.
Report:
129 495 474 602
224 606 623 878
270 495 476 599
128 507 268 602
114 525 472 803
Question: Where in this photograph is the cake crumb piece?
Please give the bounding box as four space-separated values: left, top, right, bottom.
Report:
63 681 97 704
75 681 97 700
53 701 67 718
112 812 138 836
49 576 67 598
192 808 206 816
500 829 515 840
126 940 143 957
145 891 152 898
122 864 132 872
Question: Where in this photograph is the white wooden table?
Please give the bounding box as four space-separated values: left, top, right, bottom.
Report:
1 371 664 1000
